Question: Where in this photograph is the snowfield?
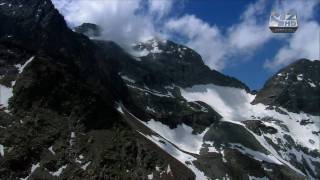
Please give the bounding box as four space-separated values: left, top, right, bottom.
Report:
142 119 209 154
181 83 320 177
0 84 13 108
138 131 208 180
180 84 319 150
118 82 319 178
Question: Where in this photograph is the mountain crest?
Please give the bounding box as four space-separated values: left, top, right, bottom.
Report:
253 59 320 115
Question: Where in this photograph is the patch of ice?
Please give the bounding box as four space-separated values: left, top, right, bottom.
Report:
50 165 67 176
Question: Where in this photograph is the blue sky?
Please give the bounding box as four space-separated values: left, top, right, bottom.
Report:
181 0 274 90
53 0 319 90
168 0 318 90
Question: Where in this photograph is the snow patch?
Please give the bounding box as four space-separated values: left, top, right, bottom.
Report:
48 146 55 155
20 163 40 180
308 82 316 87
147 172 154 179
248 175 269 180
146 106 156 113
127 84 174 98
50 165 67 176
0 144 4 156
116 105 124 114
0 84 13 108
81 161 91 170
138 131 208 180
166 164 173 176
142 119 208 154
181 84 255 121
230 143 282 165
15 56 35 74
69 132 75 146
121 75 136 83
296 74 303 81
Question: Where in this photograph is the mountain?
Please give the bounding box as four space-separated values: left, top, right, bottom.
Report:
74 23 102 38
253 59 320 115
0 0 319 180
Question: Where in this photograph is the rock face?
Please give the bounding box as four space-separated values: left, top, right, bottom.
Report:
0 0 194 179
120 39 249 91
0 1 319 180
253 59 320 115
74 23 102 37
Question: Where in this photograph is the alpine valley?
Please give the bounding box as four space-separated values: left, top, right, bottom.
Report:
0 0 319 180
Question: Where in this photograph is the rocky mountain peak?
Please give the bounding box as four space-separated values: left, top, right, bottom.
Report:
114 37 250 91
1 1 318 179
253 59 320 115
132 38 203 64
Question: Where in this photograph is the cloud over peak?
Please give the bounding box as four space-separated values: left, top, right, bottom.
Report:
52 0 319 71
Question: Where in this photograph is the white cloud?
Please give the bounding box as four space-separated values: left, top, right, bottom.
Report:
52 0 319 71
52 0 172 48
264 0 320 70
148 0 173 18
165 15 227 69
165 0 319 70
264 21 320 69
228 0 273 51
165 0 273 70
